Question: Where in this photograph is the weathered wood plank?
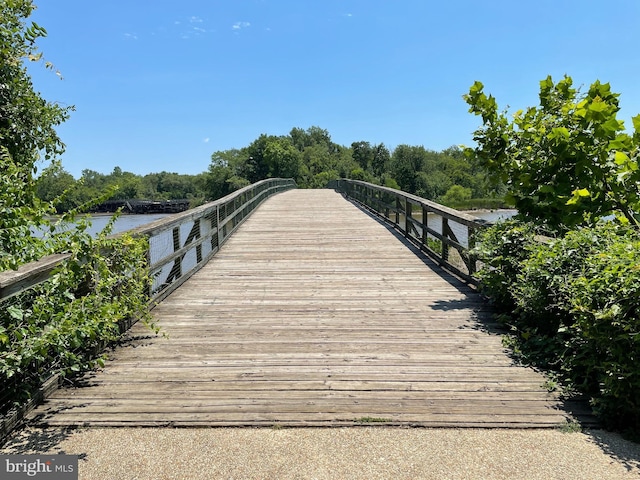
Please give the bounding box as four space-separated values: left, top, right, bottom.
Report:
0 253 70 301
29 189 594 428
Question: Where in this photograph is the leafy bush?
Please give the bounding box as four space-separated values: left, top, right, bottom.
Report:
473 219 540 311
439 185 472 207
475 221 640 432
0 221 155 412
558 227 640 428
0 1 157 417
464 76 640 233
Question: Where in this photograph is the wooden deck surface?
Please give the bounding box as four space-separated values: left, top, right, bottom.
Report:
30 189 593 428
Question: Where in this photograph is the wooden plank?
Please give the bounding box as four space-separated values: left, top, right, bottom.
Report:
0 374 61 441
28 189 595 428
0 253 70 301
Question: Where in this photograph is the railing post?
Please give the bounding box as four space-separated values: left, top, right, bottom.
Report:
467 225 477 276
194 219 203 264
441 218 450 263
422 205 428 247
404 198 411 238
216 204 221 249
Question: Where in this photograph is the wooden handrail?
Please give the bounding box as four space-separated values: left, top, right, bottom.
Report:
0 178 297 303
0 178 297 439
0 254 71 302
134 178 297 303
331 179 489 284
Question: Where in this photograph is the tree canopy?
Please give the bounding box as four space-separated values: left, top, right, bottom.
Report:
36 126 505 214
1 0 73 268
464 76 640 232
467 75 640 433
203 126 504 207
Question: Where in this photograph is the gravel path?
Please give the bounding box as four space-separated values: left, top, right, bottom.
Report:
2 427 639 479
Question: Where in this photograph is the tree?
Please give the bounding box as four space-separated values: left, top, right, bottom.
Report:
35 162 76 212
464 76 640 231
263 138 301 179
389 145 427 193
108 170 141 200
371 143 391 177
440 185 472 206
414 170 451 200
1 0 73 269
351 141 374 171
0 3 158 412
205 148 247 199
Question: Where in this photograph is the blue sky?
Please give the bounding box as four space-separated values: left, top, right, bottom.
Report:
29 0 640 178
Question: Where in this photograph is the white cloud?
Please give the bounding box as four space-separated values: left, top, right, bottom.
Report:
203 138 210 143
190 16 203 23
123 33 138 40
232 21 251 30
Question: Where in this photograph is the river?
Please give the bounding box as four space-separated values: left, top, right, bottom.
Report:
40 209 517 240
417 209 517 248
36 213 173 238
459 209 517 223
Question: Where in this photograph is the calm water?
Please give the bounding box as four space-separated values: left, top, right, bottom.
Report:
460 209 518 223
38 209 517 240
84 214 172 236
37 214 172 238
418 209 517 248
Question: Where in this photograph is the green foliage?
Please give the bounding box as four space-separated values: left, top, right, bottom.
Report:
464 76 640 232
262 137 302 179
388 144 426 193
459 198 509 210
0 1 158 414
557 420 582 433
473 219 540 311
467 74 640 432
382 175 400 190
387 144 500 205
34 161 76 212
34 166 210 212
439 185 472 207
203 128 502 204
475 221 640 432
1 0 72 268
415 170 452 201
351 141 390 177
31 128 498 207
1 224 155 410
525 225 640 429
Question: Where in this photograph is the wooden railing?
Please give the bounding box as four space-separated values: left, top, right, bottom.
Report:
0 178 297 304
130 178 296 303
331 179 489 284
0 178 296 438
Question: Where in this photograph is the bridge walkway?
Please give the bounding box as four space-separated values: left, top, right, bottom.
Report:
29 189 592 427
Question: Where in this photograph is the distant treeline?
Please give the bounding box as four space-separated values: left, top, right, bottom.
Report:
37 126 507 213
91 199 192 214
36 167 209 213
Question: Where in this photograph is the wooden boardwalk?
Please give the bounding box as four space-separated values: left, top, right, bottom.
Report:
30 189 592 428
